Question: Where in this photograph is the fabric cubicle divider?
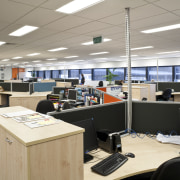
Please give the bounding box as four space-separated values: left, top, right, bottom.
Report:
132 101 180 134
34 82 56 92
12 83 30 92
50 101 127 133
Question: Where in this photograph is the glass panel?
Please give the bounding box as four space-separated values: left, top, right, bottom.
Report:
147 66 172 82
92 69 106 80
174 66 180 82
108 68 124 80
52 70 60 78
80 69 92 80
44 70 51 79
125 67 146 81
38 71 44 79
60 69 68 79
69 69 79 78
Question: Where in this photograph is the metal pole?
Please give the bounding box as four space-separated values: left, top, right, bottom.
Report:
125 8 132 131
157 59 159 91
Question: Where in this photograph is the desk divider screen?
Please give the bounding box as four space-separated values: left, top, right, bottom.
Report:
12 82 30 92
0 82 11 91
132 101 180 135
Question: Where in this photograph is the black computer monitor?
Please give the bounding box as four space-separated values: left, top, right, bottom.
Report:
72 118 98 163
68 89 77 101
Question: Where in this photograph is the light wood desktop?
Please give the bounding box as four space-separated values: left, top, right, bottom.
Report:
84 135 180 180
156 91 180 102
122 85 148 101
0 106 84 180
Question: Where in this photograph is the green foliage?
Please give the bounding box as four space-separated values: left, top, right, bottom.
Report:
104 68 118 85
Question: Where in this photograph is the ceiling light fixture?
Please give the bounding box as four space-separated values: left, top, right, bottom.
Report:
48 47 68 52
156 51 180 54
141 24 180 33
131 46 153 50
0 41 6 45
1 59 9 61
56 0 104 14
9 25 39 37
90 52 109 55
27 53 40 56
46 58 57 61
64 56 79 58
32 60 41 62
12 57 23 59
120 55 138 57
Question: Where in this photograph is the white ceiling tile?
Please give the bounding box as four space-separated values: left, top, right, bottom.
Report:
9 0 48 7
15 8 66 27
154 0 180 11
44 15 92 31
0 0 33 23
66 21 112 34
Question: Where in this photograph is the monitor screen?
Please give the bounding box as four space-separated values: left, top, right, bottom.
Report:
68 89 77 101
72 118 98 163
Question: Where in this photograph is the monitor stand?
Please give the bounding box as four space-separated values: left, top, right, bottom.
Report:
84 153 93 163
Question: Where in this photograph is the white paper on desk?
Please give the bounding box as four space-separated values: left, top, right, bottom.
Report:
156 133 180 145
1 110 35 118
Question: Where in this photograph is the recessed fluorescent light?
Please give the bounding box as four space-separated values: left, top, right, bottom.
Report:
120 55 138 57
156 51 180 54
94 58 107 60
90 52 109 55
46 63 53 64
0 41 6 46
46 58 57 61
64 56 79 58
32 60 41 62
76 60 84 62
12 56 23 59
56 0 104 14
141 24 180 33
48 47 68 52
1 59 9 61
27 53 40 56
9 25 39 37
23 62 29 64
82 38 112 45
131 46 153 50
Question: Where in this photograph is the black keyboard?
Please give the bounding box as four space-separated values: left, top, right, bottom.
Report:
91 152 128 176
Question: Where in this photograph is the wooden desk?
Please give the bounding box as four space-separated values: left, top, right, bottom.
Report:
84 135 180 180
122 86 148 101
9 91 51 111
0 106 84 180
156 91 180 102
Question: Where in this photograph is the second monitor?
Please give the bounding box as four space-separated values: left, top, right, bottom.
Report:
68 89 77 101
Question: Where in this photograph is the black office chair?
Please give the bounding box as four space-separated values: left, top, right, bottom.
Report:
62 101 71 110
150 157 180 180
157 88 172 101
97 81 103 87
36 100 55 114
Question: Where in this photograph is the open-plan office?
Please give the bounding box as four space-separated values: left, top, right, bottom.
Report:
1 0 180 180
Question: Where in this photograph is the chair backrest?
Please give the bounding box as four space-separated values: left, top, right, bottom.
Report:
162 88 172 100
151 157 180 180
98 81 103 87
62 101 71 110
36 100 55 114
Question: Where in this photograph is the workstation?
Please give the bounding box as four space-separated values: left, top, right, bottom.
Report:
1 0 180 180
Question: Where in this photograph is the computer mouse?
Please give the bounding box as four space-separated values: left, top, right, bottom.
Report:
125 152 135 158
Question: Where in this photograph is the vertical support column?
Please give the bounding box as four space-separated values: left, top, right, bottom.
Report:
125 8 132 131
157 59 159 91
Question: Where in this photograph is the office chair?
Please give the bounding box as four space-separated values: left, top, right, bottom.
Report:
157 88 172 101
97 81 103 87
62 101 71 110
36 100 55 114
150 157 180 180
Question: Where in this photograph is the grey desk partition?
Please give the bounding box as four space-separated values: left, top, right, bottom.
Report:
132 101 180 134
50 101 126 133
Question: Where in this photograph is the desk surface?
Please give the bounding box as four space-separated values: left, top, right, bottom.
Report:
0 106 84 147
84 135 180 180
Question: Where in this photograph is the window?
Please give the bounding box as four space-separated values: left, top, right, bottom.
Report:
80 69 92 80
92 69 106 80
38 71 44 79
147 66 172 82
174 66 180 82
69 69 79 78
125 67 146 81
52 70 60 78
60 69 68 79
108 68 124 80
44 70 51 79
